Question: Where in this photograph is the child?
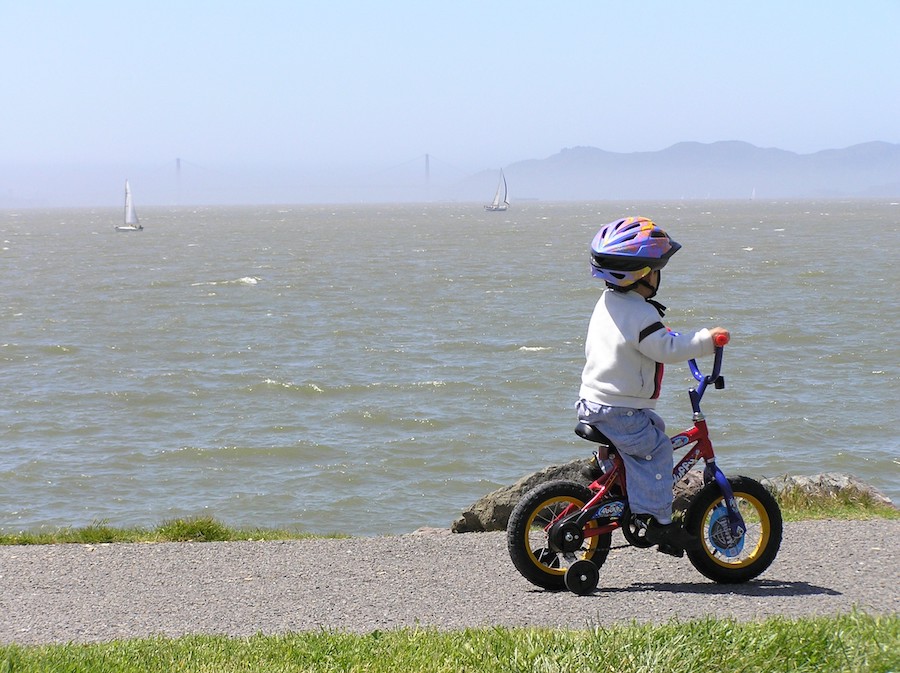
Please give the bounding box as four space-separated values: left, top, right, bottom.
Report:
577 217 729 555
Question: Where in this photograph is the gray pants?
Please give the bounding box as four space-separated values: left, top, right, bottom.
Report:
576 399 675 524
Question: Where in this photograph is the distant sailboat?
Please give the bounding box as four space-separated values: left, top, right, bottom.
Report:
484 170 510 211
116 180 143 232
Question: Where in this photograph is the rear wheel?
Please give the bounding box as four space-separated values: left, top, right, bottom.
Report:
507 480 611 591
685 476 782 583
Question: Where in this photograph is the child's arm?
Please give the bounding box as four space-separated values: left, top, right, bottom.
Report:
639 325 727 364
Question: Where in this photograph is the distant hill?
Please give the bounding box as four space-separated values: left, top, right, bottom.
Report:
3 141 898 207
456 141 900 201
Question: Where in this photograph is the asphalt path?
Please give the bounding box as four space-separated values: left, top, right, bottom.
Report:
1 519 897 644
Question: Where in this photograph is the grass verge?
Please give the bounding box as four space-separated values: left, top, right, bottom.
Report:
775 484 898 522
0 612 896 673
0 515 347 545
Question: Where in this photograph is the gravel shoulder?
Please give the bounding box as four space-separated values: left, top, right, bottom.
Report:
1 519 898 644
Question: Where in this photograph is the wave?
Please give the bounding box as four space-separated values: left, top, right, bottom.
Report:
190 276 261 287
249 378 456 398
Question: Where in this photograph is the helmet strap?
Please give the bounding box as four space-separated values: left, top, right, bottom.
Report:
646 298 667 317
605 282 667 315
635 271 660 298
636 278 655 297
637 272 666 316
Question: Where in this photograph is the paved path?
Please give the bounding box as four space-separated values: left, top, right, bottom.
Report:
1 520 897 644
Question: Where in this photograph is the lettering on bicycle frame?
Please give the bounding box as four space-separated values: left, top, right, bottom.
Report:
593 500 625 519
670 434 691 449
674 446 702 482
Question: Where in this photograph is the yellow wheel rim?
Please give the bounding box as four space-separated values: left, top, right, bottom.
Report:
702 492 771 569
524 495 599 577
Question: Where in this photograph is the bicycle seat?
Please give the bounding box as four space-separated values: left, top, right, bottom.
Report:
574 422 615 449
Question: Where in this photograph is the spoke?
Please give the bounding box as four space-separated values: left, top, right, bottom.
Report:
535 503 566 529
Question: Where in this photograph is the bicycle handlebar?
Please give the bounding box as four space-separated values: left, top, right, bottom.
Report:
685 333 730 409
688 336 727 387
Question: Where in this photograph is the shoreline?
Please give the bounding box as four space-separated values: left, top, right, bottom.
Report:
1 472 893 544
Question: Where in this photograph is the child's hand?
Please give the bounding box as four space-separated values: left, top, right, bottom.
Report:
709 327 730 346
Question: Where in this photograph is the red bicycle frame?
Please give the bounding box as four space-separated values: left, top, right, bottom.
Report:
547 337 746 541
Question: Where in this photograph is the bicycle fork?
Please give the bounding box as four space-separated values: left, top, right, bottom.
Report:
704 460 746 540
688 413 747 542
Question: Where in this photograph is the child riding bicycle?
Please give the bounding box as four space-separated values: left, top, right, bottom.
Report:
577 217 730 555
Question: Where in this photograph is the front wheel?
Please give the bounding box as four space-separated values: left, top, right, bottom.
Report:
507 480 611 591
685 476 782 583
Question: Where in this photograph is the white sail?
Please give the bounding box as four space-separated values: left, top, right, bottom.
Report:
116 180 143 231
124 181 139 225
484 170 509 211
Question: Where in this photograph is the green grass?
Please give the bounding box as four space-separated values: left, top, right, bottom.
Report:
776 484 899 522
0 612 896 673
0 515 348 546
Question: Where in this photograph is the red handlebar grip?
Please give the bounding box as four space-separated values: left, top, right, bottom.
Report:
713 333 730 347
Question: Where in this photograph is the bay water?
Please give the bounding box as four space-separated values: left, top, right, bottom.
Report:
1 200 897 535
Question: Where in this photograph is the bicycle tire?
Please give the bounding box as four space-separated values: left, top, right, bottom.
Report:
507 480 611 591
684 476 782 583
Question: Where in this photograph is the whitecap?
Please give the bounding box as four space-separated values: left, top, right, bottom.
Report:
191 276 261 287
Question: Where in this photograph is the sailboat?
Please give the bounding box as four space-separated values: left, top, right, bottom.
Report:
115 180 143 232
484 169 510 211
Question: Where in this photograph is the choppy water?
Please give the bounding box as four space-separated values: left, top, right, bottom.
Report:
1 200 897 535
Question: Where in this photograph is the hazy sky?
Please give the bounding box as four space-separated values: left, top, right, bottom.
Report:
2 1 899 204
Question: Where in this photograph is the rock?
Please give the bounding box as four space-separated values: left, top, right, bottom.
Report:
407 527 452 536
452 466 894 534
760 473 894 507
672 470 706 512
451 459 595 533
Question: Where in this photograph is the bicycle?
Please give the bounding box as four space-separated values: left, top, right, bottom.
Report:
506 335 783 595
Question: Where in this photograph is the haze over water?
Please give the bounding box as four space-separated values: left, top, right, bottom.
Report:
1 199 897 535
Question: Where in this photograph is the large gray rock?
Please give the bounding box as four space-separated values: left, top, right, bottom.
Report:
760 473 894 507
451 459 594 533
451 466 893 533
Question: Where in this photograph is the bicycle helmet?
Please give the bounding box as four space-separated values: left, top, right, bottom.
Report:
590 217 681 288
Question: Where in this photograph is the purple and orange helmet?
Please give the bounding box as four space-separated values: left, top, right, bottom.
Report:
590 217 681 288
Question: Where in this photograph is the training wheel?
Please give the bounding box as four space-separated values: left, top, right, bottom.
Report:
564 559 599 596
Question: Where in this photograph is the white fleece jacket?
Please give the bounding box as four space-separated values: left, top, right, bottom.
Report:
579 289 714 409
